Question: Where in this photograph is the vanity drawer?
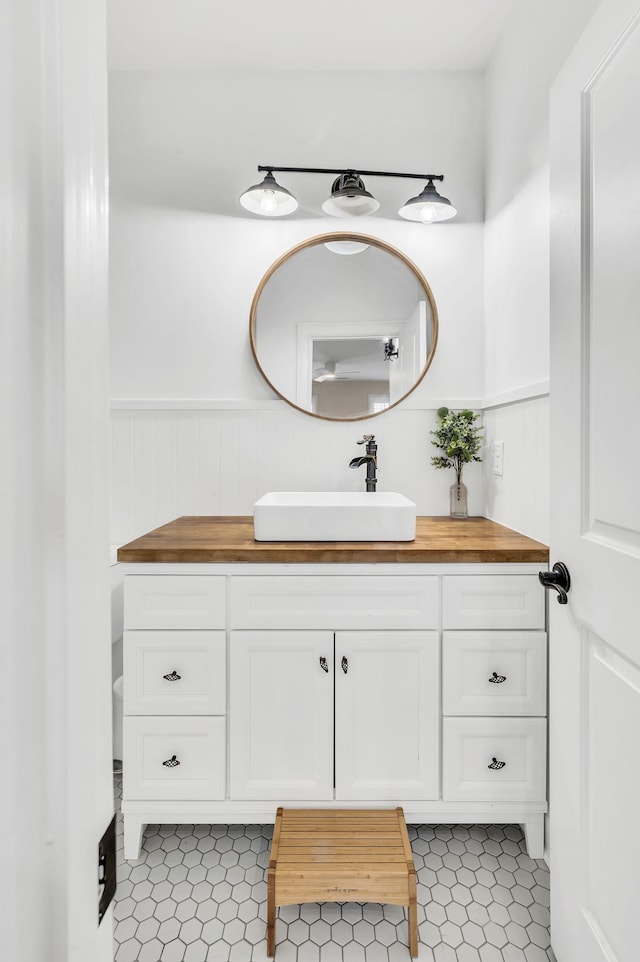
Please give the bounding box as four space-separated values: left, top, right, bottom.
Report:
442 575 545 630
123 630 226 715
442 631 547 716
123 716 225 800
124 575 226 629
229 576 439 629
442 717 546 802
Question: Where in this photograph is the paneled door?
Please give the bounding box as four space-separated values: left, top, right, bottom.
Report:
229 631 334 800
550 2 640 959
334 631 440 799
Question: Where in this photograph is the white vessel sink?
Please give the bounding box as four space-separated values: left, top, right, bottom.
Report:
253 491 417 542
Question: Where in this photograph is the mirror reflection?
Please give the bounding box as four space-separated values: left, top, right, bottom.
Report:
250 234 438 420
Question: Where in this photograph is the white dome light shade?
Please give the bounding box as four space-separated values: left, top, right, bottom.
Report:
321 172 380 217
398 179 457 223
323 240 370 255
239 171 298 216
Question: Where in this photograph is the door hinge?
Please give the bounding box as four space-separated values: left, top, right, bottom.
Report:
98 813 117 924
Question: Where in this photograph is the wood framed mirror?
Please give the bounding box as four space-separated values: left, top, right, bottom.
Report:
249 233 438 421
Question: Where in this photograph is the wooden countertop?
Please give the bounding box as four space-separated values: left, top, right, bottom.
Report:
117 516 549 564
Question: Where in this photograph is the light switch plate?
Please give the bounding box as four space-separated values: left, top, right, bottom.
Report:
493 441 504 477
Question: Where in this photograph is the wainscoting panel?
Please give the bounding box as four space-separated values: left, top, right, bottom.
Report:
483 395 550 545
111 404 488 546
111 394 549 548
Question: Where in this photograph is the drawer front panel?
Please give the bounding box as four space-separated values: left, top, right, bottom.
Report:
442 717 546 802
124 630 226 715
442 575 545 629
229 576 439 629
442 631 547 716
124 575 226 629
123 716 225 800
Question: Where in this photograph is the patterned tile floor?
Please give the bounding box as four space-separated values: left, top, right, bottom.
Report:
113 779 555 962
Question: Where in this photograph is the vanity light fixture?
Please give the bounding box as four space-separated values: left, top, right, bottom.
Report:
239 170 298 216
397 178 456 223
240 166 457 222
321 172 380 217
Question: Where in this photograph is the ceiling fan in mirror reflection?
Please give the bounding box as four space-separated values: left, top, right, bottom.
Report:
313 361 361 383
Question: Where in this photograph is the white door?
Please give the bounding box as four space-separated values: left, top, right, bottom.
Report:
389 300 428 404
334 631 440 799
229 631 334 799
550 2 640 960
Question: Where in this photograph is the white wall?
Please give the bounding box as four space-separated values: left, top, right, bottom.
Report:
482 0 600 543
109 70 486 543
109 10 608 549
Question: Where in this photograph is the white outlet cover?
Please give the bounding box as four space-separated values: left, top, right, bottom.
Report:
493 441 504 477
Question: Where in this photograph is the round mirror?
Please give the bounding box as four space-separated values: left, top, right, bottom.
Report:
250 233 438 421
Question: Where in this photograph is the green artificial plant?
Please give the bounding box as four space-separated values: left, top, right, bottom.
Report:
430 406 484 485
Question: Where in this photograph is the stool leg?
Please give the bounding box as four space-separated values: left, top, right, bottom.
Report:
408 900 418 957
267 808 282 957
408 867 418 957
267 868 275 957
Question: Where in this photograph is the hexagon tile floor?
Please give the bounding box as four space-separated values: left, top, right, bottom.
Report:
113 780 555 962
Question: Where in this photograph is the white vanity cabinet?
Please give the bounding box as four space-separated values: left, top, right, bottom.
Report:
119 562 548 860
229 629 440 802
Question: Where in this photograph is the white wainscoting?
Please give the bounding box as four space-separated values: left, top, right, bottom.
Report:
110 403 488 546
483 394 550 545
110 392 549 547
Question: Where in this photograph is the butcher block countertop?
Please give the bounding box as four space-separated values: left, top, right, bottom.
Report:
117 516 549 564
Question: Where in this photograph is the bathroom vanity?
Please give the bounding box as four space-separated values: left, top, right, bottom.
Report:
117 516 549 860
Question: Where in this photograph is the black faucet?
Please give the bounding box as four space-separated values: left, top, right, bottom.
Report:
349 435 378 492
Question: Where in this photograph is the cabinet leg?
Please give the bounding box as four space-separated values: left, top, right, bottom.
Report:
522 817 545 860
123 816 146 860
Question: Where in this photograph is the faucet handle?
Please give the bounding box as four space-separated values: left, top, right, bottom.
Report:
357 434 375 445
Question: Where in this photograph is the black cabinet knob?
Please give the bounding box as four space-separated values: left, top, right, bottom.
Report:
488 757 506 770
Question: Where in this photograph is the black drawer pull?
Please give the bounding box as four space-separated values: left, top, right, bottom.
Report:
319 656 329 673
488 672 506 684
488 757 506 770
163 670 182 682
162 755 180 768
341 656 348 675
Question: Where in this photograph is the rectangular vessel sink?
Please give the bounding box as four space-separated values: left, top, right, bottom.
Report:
253 491 417 542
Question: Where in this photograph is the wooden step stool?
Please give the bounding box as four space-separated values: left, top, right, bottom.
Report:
267 807 418 957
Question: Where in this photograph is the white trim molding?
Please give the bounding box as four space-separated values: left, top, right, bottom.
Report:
109 381 549 413
482 381 550 410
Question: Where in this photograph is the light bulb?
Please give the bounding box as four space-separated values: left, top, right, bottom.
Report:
419 205 435 224
260 190 277 214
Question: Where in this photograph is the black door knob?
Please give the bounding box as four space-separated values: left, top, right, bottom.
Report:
539 562 571 605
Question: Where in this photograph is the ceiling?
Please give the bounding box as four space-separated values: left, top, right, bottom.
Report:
108 0 514 72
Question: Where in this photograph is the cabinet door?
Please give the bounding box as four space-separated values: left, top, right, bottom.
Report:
335 631 440 800
230 630 334 800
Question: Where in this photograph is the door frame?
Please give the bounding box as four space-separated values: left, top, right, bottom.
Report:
3 1 113 960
